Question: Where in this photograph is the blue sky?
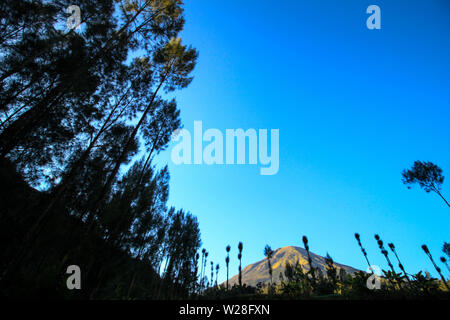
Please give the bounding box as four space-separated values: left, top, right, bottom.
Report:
155 0 450 282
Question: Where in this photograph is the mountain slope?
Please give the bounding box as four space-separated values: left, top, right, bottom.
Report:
227 246 360 287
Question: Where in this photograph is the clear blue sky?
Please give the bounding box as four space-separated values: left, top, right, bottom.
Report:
156 0 450 282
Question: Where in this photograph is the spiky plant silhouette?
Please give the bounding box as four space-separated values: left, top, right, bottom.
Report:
215 264 220 287
238 241 243 288
204 251 209 289
194 252 200 293
264 245 274 286
199 234 450 299
200 248 206 287
210 261 214 289
374 234 402 289
324 253 338 289
354 233 372 272
388 242 411 283
422 244 449 290
225 245 231 290
374 234 396 274
302 235 316 284
440 257 450 275
199 249 208 291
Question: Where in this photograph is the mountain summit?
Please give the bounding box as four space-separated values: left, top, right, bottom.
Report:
227 246 360 287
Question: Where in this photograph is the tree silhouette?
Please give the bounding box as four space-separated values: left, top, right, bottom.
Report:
84 37 198 230
0 0 202 300
442 242 450 260
402 161 449 207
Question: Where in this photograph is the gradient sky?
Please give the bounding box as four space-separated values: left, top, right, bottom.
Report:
154 0 450 283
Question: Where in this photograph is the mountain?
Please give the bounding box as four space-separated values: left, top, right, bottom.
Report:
226 246 360 287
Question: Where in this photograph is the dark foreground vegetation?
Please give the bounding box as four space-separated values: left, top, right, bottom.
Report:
0 0 201 299
199 236 450 300
0 159 200 299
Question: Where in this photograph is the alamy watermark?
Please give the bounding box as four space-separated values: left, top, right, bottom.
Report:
65 4 379 32
366 5 381 30
66 5 81 30
170 121 279 175
366 265 382 290
66 265 81 290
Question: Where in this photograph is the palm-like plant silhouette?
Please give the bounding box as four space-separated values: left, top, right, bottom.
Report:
225 245 231 290
210 261 214 288
215 264 220 287
388 242 411 283
200 248 206 289
374 234 396 274
264 245 274 286
204 251 209 289
354 233 373 272
422 244 449 290
440 257 450 275
238 241 243 288
302 235 316 284
194 252 200 293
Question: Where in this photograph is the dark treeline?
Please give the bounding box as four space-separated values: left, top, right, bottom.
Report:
0 0 201 299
